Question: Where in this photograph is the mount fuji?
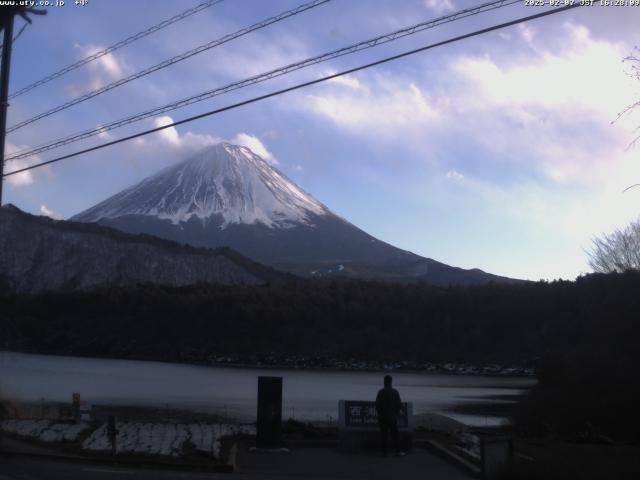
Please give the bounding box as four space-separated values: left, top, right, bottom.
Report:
72 142 514 285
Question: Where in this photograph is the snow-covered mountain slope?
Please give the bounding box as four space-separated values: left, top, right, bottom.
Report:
73 142 517 285
76 143 328 229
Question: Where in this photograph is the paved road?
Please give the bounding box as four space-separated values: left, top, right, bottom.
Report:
238 446 471 480
0 446 471 480
0 456 240 480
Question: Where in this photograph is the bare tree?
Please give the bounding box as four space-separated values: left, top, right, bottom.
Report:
588 218 640 273
589 50 640 273
615 47 640 149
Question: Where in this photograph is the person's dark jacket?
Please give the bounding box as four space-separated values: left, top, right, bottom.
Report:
375 386 401 424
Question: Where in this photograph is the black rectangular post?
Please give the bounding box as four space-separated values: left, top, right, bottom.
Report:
72 393 80 422
256 376 282 448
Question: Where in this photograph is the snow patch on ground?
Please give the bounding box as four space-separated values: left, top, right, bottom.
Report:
82 422 255 458
1 418 255 459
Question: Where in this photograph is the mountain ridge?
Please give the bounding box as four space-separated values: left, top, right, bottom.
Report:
72 142 519 286
0 204 289 293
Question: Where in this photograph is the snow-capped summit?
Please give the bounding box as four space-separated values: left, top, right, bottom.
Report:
73 142 517 285
75 142 328 229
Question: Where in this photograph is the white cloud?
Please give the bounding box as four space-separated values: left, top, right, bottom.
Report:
303 75 438 138
207 30 309 80
454 23 633 118
106 117 221 179
326 71 365 90
298 22 637 186
150 115 220 151
3 143 44 187
232 133 277 164
445 170 463 181
153 115 182 147
81 44 124 79
96 125 114 141
67 44 128 96
290 19 640 279
40 205 62 220
517 24 537 47
448 22 636 185
424 0 455 14
125 117 220 175
4 159 33 186
455 146 640 279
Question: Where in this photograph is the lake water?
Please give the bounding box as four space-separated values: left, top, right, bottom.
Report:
0 352 535 426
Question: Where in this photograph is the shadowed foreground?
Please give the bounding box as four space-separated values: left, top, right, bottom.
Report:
0 442 472 480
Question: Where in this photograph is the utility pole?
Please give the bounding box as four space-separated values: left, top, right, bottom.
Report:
0 6 45 206
0 12 14 206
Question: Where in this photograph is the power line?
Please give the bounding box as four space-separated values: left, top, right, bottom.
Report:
6 0 331 134
6 0 520 162
3 3 582 179
8 0 225 100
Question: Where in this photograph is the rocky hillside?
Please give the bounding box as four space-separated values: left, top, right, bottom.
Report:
0 204 279 293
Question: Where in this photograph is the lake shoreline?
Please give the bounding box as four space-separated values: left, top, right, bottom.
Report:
2 351 535 427
0 348 536 379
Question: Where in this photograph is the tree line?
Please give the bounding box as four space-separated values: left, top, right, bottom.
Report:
1 271 639 439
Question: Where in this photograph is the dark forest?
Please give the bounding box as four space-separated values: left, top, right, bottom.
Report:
2 271 639 439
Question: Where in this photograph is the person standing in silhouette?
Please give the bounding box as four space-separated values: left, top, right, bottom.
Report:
375 374 405 456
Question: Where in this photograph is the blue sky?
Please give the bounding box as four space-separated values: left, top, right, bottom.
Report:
3 0 640 281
